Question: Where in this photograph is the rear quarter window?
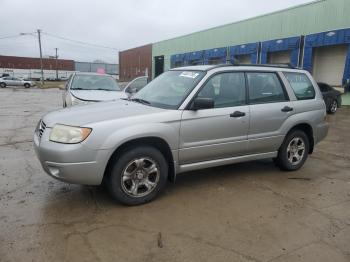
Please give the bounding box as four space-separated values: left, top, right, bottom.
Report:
284 72 315 100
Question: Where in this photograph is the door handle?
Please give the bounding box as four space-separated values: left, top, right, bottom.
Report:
281 106 293 112
230 111 246 118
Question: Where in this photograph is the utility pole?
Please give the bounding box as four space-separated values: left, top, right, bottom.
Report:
55 48 58 80
37 29 44 85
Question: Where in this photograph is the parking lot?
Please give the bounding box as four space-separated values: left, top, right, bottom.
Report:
0 87 349 262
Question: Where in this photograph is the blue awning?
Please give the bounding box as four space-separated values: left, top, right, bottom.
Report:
260 36 302 67
303 28 350 84
184 51 204 63
229 42 259 64
170 53 186 68
203 47 227 64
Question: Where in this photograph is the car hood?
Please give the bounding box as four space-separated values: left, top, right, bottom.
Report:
70 89 127 101
43 99 166 127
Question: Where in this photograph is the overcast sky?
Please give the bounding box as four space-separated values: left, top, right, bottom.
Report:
0 0 313 64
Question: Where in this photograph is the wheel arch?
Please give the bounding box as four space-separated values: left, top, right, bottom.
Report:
286 123 314 154
103 136 176 184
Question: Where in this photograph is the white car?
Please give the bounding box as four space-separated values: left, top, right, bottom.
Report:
63 72 127 107
63 73 149 107
123 76 149 97
0 77 34 88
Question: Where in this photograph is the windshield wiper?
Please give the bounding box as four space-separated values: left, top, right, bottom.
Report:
130 98 151 105
71 87 85 90
95 88 114 91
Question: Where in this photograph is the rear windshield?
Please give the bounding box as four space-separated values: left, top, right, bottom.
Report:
284 72 315 100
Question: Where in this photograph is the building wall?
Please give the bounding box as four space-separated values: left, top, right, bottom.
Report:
152 0 350 76
119 44 152 82
0 55 74 71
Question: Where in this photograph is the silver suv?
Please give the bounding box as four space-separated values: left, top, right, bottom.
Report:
34 65 329 205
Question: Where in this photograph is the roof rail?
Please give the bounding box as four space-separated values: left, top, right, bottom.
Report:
232 61 296 69
209 62 299 70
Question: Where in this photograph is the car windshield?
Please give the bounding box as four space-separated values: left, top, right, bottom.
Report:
132 70 205 109
71 74 121 91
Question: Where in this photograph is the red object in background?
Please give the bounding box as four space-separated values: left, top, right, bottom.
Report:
119 44 152 82
97 68 105 74
0 55 75 71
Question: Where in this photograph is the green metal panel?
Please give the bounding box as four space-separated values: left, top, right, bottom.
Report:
152 0 350 77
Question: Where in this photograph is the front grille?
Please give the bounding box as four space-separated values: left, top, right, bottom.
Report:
38 120 46 138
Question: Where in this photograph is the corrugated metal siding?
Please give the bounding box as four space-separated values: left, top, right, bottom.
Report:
152 0 350 74
119 44 152 82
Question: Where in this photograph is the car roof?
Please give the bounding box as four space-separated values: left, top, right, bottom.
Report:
170 64 307 73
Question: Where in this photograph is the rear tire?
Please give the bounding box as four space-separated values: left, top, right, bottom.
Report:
276 130 309 171
24 83 30 88
0 82 6 88
328 99 338 114
106 146 168 205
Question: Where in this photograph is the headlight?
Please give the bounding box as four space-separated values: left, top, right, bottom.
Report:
49 124 92 144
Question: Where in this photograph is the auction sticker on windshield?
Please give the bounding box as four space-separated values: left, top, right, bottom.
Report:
179 71 200 79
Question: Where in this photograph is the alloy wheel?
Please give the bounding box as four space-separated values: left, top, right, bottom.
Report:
121 157 160 198
286 137 305 165
330 100 338 113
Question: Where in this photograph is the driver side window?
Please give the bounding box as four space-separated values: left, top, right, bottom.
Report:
197 72 246 108
127 77 148 92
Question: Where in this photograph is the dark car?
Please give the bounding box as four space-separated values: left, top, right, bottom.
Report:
317 82 342 114
1 73 10 78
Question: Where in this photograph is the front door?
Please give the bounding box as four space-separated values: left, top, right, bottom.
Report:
246 71 294 154
179 72 249 164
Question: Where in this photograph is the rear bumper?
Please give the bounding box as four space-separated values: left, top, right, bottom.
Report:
315 122 329 144
34 131 110 185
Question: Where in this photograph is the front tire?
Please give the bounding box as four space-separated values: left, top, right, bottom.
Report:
0 82 6 88
106 146 168 205
24 83 30 88
276 130 309 171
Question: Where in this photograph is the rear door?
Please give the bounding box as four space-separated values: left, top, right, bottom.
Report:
12 77 22 86
180 72 249 164
247 71 293 154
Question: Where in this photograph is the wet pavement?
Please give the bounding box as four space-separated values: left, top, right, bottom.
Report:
0 87 350 262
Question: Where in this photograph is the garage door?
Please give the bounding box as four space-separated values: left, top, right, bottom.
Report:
235 55 251 64
268 51 291 64
312 45 348 86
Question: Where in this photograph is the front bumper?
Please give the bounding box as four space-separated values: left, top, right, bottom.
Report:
34 129 110 185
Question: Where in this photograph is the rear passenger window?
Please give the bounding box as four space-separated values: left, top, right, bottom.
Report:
284 72 315 100
247 72 287 104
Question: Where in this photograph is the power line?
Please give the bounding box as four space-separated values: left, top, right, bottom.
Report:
0 34 25 40
42 32 118 51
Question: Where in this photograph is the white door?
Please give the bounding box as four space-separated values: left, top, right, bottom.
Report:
312 45 348 86
268 50 291 64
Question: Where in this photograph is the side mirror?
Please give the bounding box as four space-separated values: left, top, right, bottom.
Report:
191 97 214 110
126 87 137 94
